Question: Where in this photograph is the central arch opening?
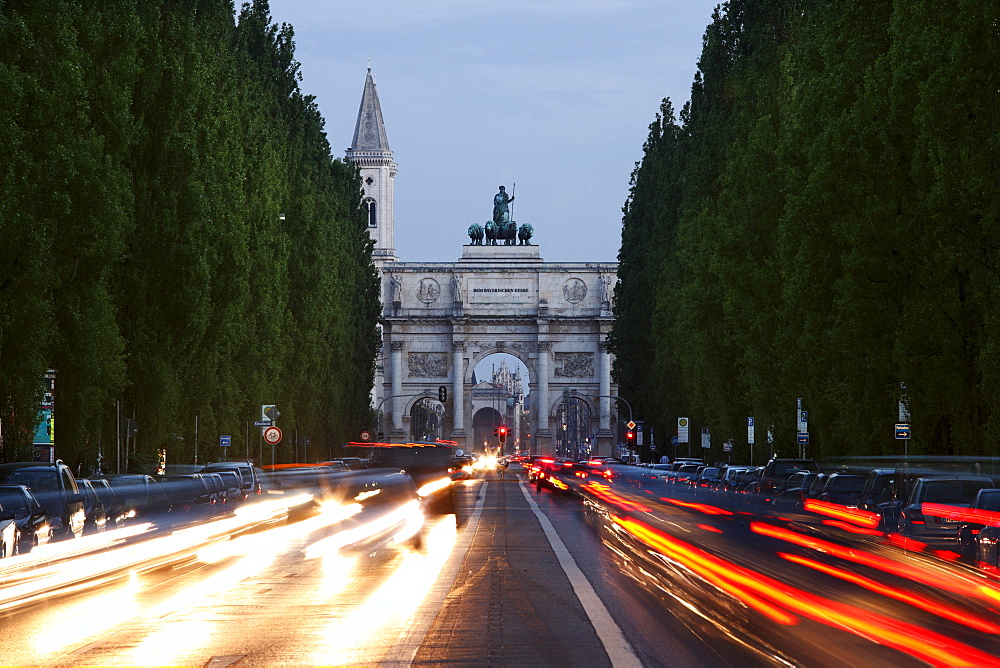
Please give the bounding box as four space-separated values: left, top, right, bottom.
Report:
471 353 529 455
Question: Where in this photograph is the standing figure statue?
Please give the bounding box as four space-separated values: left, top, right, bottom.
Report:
493 185 515 225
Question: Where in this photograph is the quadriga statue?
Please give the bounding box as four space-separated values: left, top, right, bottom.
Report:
468 223 484 245
518 223 533 245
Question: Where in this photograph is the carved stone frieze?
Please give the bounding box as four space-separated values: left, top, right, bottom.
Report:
408 352 448 378
390 341 405 351
451 340 466 351
554 352 594 378
537 341 552 352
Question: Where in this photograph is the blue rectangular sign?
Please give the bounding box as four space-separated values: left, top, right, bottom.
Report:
895 424 911 439
797 432 809 445
220 435 231 448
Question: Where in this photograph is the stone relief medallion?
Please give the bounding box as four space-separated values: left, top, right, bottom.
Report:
416 277 441 304
562 278 587 303
554 352 594 378
408 353 448 378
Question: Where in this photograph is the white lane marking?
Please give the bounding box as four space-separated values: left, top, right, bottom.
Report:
519 482 641 668
382 481 489 667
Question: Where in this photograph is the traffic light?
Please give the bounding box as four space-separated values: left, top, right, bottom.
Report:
438 385 447 402
498 426 508 444
625 430 635 444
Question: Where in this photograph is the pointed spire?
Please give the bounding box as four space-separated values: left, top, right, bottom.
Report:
350 67 391 153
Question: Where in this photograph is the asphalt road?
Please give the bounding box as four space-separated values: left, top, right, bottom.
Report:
2 465 999 666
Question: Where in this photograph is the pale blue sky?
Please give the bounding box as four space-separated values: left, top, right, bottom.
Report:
266 0 720 263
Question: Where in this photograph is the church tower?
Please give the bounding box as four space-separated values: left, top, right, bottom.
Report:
346 67 397 264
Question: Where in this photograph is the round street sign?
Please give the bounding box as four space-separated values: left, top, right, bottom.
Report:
263 426 282 445
360 430 371 441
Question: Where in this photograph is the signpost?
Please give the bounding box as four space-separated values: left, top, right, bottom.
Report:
263 426 282 445
678 417 689 456
220 435 231 456
747 417 755 465
701 426 711 450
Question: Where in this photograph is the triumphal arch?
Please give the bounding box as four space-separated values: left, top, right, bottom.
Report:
347 68 619 455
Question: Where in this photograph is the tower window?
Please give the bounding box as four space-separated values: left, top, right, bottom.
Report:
364 198 377 227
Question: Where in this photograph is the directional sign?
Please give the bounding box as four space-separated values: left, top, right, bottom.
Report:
723 441 733 452
254 420 272 427
263 426 282 445
797 432 810 445
220 435 231 448
895 423 911 440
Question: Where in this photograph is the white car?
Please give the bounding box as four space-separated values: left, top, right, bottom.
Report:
0 504 19 558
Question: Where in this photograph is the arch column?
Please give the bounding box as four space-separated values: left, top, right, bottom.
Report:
451 340 466 437
390 340 404 437
536 341 552 448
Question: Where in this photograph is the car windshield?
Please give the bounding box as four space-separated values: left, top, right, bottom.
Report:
0 488 28 515
0 470 58 494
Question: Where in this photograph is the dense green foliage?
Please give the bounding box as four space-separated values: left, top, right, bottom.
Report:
0 0 380 470
610 0 999 462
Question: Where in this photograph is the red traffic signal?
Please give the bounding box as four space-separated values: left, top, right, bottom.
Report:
625 431 635 441
498 426 508 444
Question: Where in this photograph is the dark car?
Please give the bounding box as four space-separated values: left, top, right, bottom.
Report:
78 478 110 534
156 474 215 516
899 475 994 549
212 471 243 510
816 473 866 507
0 484 53 552
85 478 127 529
92 474 170 522
202 462 262 501
0 461 85 540
758 458 820 501
958 488 1000 563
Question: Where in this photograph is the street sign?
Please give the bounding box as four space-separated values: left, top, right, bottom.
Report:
360 430 371 441
254 420 272 427
262 404 279 421
678 417 689 443
723 441 733 452
220 435 231 448
670 436 679 446
701 426 711 449
895 423 911 439
263 426 282 445
635 422 643 446
797 432 810 445
626 420 636 430
747 417 755 444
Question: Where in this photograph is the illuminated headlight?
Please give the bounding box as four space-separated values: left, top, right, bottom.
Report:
417 477 452 498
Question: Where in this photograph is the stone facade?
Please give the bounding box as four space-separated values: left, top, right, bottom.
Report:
378 245 618 455
347 70 619 455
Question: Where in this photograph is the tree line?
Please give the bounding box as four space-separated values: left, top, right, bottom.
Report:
609 0 998 462
0 0 381 471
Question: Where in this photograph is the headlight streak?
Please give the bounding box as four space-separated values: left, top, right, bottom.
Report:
0 494 314 613
751 521 1000 607
777 552 1000 634
416 477 452 498
616 516 1000 665
304 500 424 560
308 515 458 665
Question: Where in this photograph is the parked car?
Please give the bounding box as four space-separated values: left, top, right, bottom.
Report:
958 488 1000 563
758 458 820 502
156 474 215 516
816 473 867 507
85 478 127 529
212 471 243 510
91 474 170 522
0 504 17 558
78 478 110 534
0 485 53 552
899 475 994 549
202 462 262 500
0 461 85 540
